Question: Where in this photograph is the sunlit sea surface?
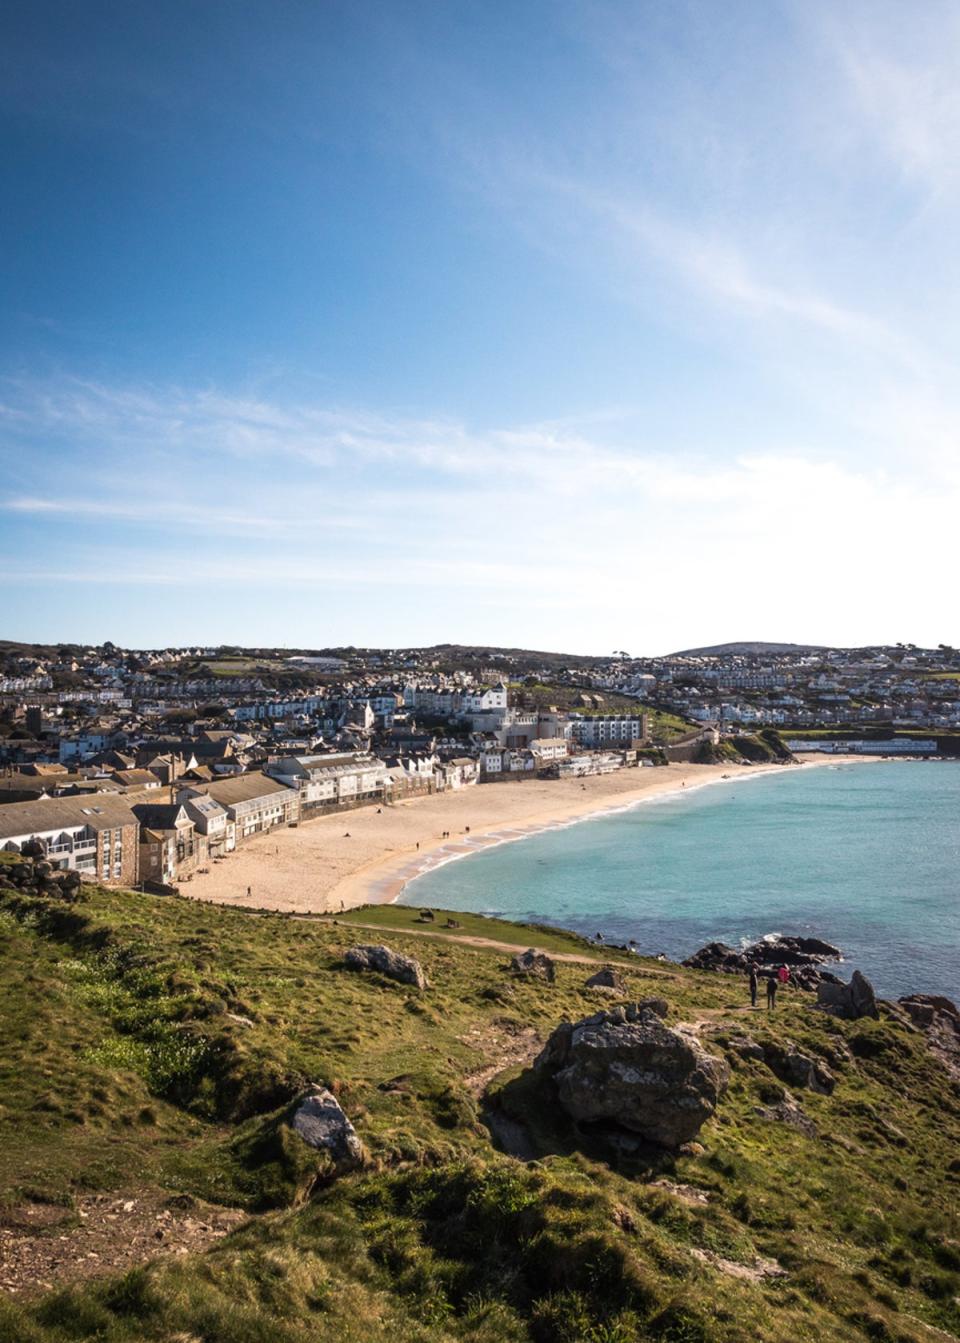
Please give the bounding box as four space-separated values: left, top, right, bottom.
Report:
401 762 960 999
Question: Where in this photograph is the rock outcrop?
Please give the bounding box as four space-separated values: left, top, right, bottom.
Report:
816 969 878 1020
344 944 427 990
898 994 960 1084
584 966 626 993
684 934 843 991
0 858 85 903
291 1087 365 1174
511 948 556 982
762 1043 835 1095
534 1004 729 1148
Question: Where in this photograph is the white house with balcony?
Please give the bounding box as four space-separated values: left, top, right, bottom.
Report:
264 752 388 812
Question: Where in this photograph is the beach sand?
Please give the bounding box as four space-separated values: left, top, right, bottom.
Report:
183 755 854 916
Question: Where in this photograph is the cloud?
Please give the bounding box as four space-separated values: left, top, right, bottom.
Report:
823 3 960 196
2 365 959 647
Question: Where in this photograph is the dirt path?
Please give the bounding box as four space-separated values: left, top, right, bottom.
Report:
321 917 682 974
0 1190 247 1297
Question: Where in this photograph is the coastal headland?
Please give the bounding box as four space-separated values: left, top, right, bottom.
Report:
186 754 867 916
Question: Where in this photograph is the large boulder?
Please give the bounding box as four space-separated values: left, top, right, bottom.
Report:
291 1088 365 1174
535 1004 729 1149
344 944 427 990
762 1043 835 1095
817 969 878 1020
584 966 626 993
511 948 556 982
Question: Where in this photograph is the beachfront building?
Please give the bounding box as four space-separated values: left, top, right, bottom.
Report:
133 802 198 886
202 772 299 840
569 714 648 748
264 752 389 814
179 792 234 856
529 737 570 767
557 752 624 777
0 795 139 886
435 757 479 790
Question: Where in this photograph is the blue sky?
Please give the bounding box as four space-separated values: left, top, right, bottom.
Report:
2 0 958 653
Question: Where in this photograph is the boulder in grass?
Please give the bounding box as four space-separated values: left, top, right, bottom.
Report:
816 969 878 1020
291 1088 365 1174
344 944 427 990
511 948 556 982
585 966 626 994
535 1004 728 1149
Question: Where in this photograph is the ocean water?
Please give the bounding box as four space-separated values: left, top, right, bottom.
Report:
401 762 960 1000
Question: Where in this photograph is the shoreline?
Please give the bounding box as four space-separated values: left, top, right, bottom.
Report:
335 753 873 910
185 754 875 917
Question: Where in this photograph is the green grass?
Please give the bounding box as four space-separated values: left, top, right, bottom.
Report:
0 863 958 1342
322 904 640 960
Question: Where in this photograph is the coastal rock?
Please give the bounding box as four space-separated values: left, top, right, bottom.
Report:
763 1043 835 1095
291 1088 365 1173
534 1004 729 1148
816 969 878 1020
898 994 960 1084
511 948 556 982
344 944 428 990
585 966 626 994
684 934 843 991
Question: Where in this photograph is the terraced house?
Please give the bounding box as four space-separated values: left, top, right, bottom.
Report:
199 771 299 839
264 752 388 814
0 795 139 886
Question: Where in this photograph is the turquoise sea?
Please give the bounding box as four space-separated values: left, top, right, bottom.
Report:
401 762 960 1000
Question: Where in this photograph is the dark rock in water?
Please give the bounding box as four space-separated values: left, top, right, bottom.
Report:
683 933 843 990
816 969 878 1020
683 941 745 974
344 944 427 990
584 966 626 993
511 948 556 982
788 936 842 959
291 1088 365 1174
534 1004 728 1149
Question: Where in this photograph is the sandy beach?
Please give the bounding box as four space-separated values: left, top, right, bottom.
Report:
184 755 857 916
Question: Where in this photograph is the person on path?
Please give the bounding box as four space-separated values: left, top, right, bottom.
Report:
766 974 777 1010
778 964 790 987
749 964 758 1008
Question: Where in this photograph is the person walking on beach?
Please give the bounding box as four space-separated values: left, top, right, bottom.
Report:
766 973 777 1010
749 964 758 1008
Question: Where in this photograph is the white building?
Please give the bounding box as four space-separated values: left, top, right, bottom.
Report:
264 752 389 811
569 714 648 747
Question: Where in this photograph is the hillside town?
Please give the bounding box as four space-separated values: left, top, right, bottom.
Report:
1 638 958 890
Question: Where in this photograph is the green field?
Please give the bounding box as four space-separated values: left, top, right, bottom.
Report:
0 867 958 1342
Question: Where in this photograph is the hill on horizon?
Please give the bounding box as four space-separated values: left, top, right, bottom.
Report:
670 640 836 657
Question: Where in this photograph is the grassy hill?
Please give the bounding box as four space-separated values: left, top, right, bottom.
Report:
0 863 958 1342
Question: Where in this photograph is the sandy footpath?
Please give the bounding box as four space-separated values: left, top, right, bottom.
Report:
184 755 859 917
